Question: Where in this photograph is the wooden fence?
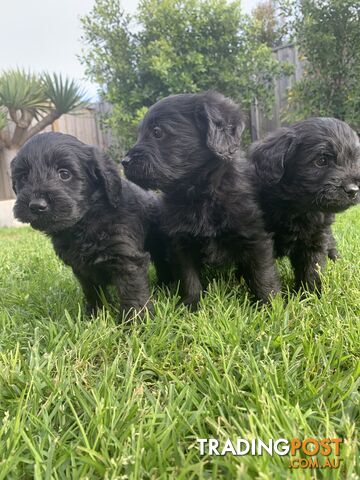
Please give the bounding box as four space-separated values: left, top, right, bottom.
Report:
250 44 303 140
49 103 112 150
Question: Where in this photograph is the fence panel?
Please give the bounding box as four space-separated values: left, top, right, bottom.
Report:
250 44 303 140
47 104 112 149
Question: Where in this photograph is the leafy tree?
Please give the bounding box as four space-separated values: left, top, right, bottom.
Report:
81 0 290 149
0 69 87 199
281 0 360 129
250 0 287 48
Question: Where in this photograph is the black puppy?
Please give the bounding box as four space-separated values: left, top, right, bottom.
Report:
122 91 281 308
11 132 171 317
250 117 360 293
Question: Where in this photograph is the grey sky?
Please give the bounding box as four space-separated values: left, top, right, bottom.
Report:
0 0 260 100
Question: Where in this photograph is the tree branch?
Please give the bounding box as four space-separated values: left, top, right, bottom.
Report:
10 109 35 146
0 129 12 149
11 126 28 147
8 108 19 124
19 110 61 146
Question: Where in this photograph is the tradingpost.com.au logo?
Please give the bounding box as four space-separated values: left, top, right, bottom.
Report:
197 437 343 470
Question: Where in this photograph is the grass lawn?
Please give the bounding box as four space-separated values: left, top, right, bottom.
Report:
0 208 359 479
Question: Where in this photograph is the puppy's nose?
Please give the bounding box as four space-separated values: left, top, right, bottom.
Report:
121 156 132 166
343 183 359 197
29 198 48 213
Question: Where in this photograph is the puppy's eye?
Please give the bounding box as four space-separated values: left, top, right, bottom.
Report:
19 173 28 182
315 155 330 167
153 127 163 139
58 169 72 181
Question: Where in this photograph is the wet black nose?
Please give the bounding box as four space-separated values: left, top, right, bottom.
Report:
343 183 359 197
121 156 132 166
29 198 48 213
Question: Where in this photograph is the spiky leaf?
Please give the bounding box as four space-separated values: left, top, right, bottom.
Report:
0 108 7 131
0 69 48 112
42 73 88 114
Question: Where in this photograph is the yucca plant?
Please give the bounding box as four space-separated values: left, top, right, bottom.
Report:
0 69 88 148
0 69 48 147
0 69 88 199
0 69 47 112
43 72 88 115
17 73 89 144
0 108 7 133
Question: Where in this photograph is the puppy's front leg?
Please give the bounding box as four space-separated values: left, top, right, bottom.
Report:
173 239 203 310
114 252 153 318
290 243 327 293
75 273 105 316
237 237 281 303
326 228 340 261
146 231 174 286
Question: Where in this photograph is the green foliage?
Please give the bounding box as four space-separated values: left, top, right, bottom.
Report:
81 0 289 150
42 73 88 115
249 0 288 48
0 208 359 477
0 69 47 115
0 108 7 131
281 0 360 129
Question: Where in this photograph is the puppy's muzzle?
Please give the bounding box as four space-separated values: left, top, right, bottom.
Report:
121 156 132 166
122 145 155 165
29 198 49 214
122 147 146 168
343 182 359 199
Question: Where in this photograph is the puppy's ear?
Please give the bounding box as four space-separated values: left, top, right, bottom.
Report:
197 93 245 160
250 128 298 184
89 147 122 208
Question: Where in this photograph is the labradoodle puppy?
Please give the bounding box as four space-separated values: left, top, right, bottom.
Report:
122 91 281 308
11 132 171 317
249 117 360 293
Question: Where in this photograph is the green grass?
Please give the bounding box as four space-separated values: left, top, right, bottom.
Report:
0 209 359 479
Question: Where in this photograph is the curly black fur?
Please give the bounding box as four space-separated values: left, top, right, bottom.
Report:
250 117 360 292
11 132 171 317
123 91 281 308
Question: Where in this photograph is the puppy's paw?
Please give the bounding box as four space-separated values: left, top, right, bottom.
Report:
181 293 201 312
84 302 102 318
144 301 155 317
328 248 341 261
253 277 282 305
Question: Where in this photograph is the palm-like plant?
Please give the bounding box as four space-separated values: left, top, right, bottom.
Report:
0 69 47 112
43 73 88 114
0 69 88 149
0 108 7 133
19 73 89 144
